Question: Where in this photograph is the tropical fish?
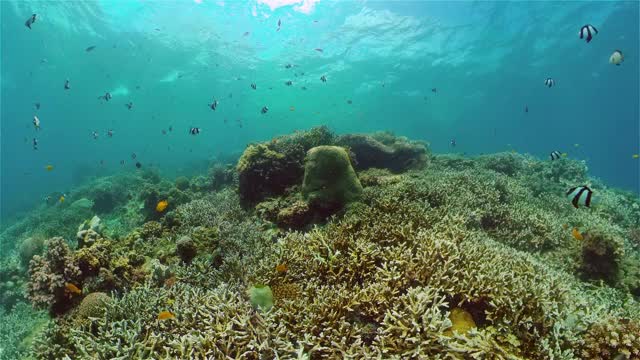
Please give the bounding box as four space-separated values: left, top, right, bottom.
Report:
59 195 65 203
320 75 327 83
450 139 456 147
261 106 269 114
567 186 593 208
85 45 96 52
525 105 528 113
98 92 112 101
33 138 38 150
156 200 169 212
275 263 287 273
289 106 295 111
579 24 598 43
25 14 37 29
243 31 250 36
285 81 293 86
549 151 562 160
432 88 437 93
314 48 323 52
544 78 555 88
189 127 201 135
92 131 99 140
157 311 176 320
633 154 639 159
125 102 133 110
45 164 54 171
33 116 40 130
572 228 584 241
107 129 113 137
65 283 81 297
609 50 624 66
64 79 71 90
34 102 40 110
251 83 257 90
347 99 353 104
135 161 142 168
209 99 218 111
131 153 137 159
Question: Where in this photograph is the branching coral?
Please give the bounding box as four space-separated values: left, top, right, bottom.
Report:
27 237 82 314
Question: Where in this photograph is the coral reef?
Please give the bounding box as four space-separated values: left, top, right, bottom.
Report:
237 126 336 206
336 131 429 172
302 145 363 213
0 256 26 310
176 235 197 264
1 129 639 359
27 237 82 314
0 303 48 360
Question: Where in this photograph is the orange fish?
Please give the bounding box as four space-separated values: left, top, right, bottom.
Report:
157 311 176 320
156 200 168 212
572 228 584 241
65 283 82 297
164 276 177 288
289 106 295 111
275 263 287 273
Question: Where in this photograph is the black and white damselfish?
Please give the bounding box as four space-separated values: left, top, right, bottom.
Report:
544 78 555 88
579 24 598 43
549 151 561 160
566 186 593 208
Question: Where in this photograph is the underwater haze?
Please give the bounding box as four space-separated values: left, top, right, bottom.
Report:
2 1 640 359
1 0 639 219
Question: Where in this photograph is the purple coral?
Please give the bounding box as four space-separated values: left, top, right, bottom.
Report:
27 237 81 314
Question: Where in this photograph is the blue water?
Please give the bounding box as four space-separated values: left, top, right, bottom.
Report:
1 0 638 220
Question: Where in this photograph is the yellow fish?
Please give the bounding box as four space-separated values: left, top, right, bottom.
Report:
633 154 639 159
157 311 176 320
45 165 54 171
561 153 568 157
275 263 287 273
156 200 169 212
59 196 65 203
572 228 584 241
64 283 82 298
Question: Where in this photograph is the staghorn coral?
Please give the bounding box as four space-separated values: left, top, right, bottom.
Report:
0 256 27 310
0 303 48 360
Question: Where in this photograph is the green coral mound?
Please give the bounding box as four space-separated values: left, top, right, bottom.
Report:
302 145 363 211
248 284 274 311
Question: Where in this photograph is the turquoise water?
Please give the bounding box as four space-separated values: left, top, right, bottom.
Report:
1 1 638 219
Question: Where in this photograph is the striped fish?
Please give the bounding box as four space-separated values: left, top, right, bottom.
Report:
544 78 555 88
566 186 593 208
579 24 598 43
550 151 561 160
